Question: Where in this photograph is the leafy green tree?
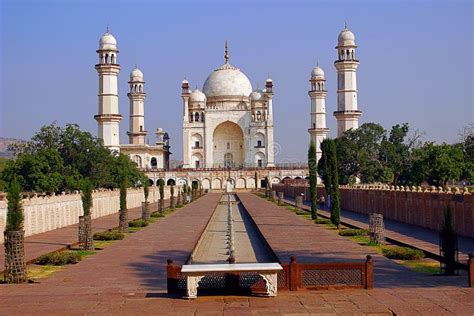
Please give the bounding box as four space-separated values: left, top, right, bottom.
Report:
410 143 464 186
1 123 144 192
6 177 24 231
308 140 318 219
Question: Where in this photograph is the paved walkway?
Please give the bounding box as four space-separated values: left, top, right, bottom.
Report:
238 193 467 289
1 192 473 315
283 196 474 264
0 200 168 271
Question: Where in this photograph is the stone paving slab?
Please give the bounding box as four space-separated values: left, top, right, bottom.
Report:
285 197 474 264
0 200 169 271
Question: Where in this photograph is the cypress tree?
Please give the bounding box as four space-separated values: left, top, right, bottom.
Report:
308 140 318 220
81 179 93 217
6 177 24 232
440 202 457 275
143 179 149 203
319 139 341 228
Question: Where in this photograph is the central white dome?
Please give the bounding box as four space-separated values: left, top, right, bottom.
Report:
203 63 252 97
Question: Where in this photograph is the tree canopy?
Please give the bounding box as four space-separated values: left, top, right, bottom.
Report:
334 122 472 186
1 123 145 193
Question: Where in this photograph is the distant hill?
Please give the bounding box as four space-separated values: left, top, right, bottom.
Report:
0 137 25 158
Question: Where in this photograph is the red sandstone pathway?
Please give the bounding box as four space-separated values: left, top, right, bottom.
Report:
1 193 473 315
238 193 467 288
0 200 167 271
284 196 474 264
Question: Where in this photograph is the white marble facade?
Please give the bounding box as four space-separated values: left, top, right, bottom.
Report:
182 43 275 169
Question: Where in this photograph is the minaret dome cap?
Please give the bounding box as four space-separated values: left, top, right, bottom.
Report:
338 24 355 46
311 66 325 79
99 32 117 50
130 66 144 81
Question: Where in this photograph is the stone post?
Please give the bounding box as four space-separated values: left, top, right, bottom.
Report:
3 230 27 283
369 213 385 245
278 192 284 206
289 256 298 291
78 215 94 250
271 190 277 202
295 196 303 210
365 255 374 289
141 201 150 222
119 209 128 233
170 196 175 210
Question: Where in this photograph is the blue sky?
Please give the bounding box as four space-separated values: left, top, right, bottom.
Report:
1 0 473 162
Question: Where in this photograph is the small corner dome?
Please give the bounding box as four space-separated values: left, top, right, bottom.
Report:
311 66 324 79
190 89 206 102
338 27 355 46
130 67 144 81
99 32 117 50
250 89 265 101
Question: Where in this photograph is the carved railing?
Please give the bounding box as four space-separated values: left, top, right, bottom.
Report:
166 255 373 295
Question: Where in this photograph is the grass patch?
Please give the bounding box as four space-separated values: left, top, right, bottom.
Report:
34 251 82 266
295 210 307 216
382 246 425 260
93 240 114 249
93 230 125 241
128 219 148 228
27 265 65 280
339 229 368 237
313 218 331 225
398 259 440 274
151 212 165 218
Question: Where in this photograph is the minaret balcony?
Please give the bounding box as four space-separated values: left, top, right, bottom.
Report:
333 110 362 119
94 114 123 122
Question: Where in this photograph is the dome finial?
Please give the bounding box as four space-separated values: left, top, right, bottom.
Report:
317 59 319 67
344 20 348 30
106 23 109 33
224 40 229 64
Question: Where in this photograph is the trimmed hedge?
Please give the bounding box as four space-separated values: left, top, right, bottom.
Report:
151 212 164 218
93 230 125 241
382 247 425 260
339 229 368 237
35 252 82 265
128 219 148 228
313 218 331 225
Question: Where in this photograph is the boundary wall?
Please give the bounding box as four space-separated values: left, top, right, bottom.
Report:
0 186 175 243
273 183 473 239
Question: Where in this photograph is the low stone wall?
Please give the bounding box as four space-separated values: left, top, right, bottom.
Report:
0 186 176 243
273 183 474 239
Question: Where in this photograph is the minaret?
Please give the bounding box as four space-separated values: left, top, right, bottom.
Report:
308 64 329 166
127 66 147 145
94 28 122 151
264 77 275 167
181 78 191 168
334 23 362 137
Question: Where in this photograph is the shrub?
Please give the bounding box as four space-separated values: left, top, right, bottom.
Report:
314 218 331 224
151 212 165 218
295 210 307 215
35 251 82 265
128 219 148 227
339 229 368 237
93 230 125 241
382 246 424 260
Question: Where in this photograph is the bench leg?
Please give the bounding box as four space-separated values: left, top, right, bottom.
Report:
259 273 278 297
186 275 204 299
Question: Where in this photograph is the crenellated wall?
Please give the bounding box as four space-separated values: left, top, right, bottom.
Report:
0 186 175 243
273 183 474 239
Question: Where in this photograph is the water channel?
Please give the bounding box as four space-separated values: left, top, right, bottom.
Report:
190 193 276 264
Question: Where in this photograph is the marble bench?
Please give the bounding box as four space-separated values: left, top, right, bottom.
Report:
180 262 283 299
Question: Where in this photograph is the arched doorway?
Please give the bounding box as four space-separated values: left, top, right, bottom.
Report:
167 179 176 186
212 121 244 168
